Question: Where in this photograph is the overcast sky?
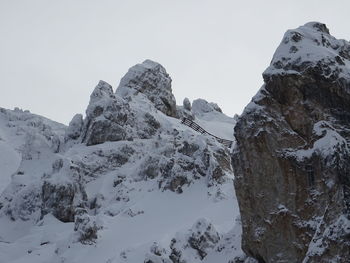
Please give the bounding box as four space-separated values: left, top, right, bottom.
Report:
0 0 349 124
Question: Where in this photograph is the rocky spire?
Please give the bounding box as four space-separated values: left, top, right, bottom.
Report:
116 59 177 117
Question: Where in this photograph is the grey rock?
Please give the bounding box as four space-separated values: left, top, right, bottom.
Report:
144 242 172 263
187 218 221 259
167 218 221 262
65 114 83 141
81 79 163 146
41 178 86 222
233 22 350 263
192 99 220 116
81 80 130 146
117 60 177 117
74 208 99 244
84 119 126 146
183 98 191 111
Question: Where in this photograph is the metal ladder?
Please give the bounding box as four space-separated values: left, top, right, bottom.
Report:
181 118 233 148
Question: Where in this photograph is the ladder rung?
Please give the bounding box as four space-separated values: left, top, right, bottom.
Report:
181 118 233 148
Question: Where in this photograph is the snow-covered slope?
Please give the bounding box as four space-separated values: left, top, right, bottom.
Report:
0 61 244 263
0 108 65 194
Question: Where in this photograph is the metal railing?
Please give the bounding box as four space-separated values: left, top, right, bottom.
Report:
181 118 233 148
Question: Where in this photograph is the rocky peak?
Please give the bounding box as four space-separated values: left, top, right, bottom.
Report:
233 22 350 263
90 80 114 102
79 80 131 146
85 80 116 119
192 99 222 116
116 59 177 117
264 22 350 82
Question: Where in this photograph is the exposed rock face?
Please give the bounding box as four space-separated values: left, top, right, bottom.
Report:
81 80 129 145
41 180 78 222
65 113 83 141
80 80 162 146
117 59 177 117
233 22 350 262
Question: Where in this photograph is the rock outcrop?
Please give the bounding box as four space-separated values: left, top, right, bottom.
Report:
65 113 83 141
233 22 350 262
176 97 194 120
80 80 163 146
117 59 177 117
192 99 222 117
143 218 222 263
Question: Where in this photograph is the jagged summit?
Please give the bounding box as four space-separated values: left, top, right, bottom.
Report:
116 59 177 117
264 21 350 82
65 60 234 147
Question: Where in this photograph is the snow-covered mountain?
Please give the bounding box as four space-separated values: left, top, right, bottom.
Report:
0 60 243 263
3 21 348 263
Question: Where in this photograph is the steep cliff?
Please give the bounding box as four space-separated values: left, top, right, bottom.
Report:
233 22 350 262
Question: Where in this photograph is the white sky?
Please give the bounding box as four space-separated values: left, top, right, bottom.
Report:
0 0 349 125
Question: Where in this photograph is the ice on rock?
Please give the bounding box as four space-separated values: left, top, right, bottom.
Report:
183 97 192 111
80 80 130 145
264 22 350 82
176 97 194 121
116 59 177 117
192 99 218 116
65 113 83 141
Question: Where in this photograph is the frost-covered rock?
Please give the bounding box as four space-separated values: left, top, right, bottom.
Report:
183 98 191 112
186 218 221 259
0 108 67 222
264 22 350 81
80 80 162 146
65 113 83 141
192 99 221 116
72 129 231 197
141 218 224 263
41 176 86 223
0 179 42 221
233 22 350 263
176 98 194 121
144 242 172 263
74 208 99 244
117 59 177 117
0 108 65 155
80 80 129 145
